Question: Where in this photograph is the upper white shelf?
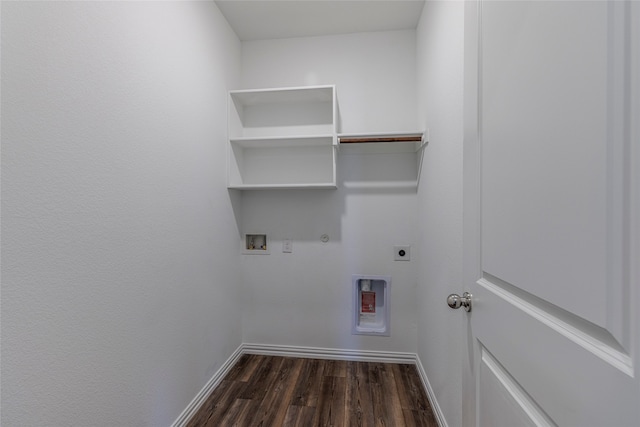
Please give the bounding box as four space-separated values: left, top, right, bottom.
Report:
229 85 336 139
230 85 334 106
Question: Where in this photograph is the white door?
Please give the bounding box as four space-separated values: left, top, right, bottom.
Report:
461 1 640 426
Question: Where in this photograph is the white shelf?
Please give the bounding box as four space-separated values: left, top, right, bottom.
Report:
230 85 334 106
227 85 337 190
230 135 335 148
226 86 427 189
229 183 337 190
229 85 336 139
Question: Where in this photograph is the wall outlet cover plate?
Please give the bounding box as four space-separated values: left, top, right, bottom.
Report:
394 245 411 261
283 239 293 253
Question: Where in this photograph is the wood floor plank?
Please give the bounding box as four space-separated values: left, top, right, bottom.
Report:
403 408 439 427
345 361 375 426
290 358 326 407
381 362 406 426
369 362 388 425
368 362 405 426
238 354 283 400
314 375 346 427
247 357 303 426
401 408 420 427
324 359 347 378
283 404 317 426
226 353 261 382
392 364 439 426
392 364 428 410
231 397 263 426
186 379 247 427
217 398 252 426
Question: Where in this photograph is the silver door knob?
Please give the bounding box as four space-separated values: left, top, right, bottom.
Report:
447 292 472 312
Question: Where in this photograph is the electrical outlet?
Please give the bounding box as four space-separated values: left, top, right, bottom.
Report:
394 245 411 261
283 239 293 253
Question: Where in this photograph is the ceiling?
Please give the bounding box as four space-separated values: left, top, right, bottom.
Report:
215 0 426 41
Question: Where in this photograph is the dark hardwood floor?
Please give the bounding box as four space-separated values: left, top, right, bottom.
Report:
187 354 438 427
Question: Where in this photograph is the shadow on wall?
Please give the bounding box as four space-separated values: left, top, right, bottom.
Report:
229 147 420 243
338 149 421 195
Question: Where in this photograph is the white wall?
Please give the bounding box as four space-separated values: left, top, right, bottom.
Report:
1 2 242 426
416 1 465 426
241 30 417 134
239 31 419 353
2 3 466 424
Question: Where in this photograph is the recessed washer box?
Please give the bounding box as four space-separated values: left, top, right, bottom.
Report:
352 275 390 336
243 234 269 254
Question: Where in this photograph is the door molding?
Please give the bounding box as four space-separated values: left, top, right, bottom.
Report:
462 0 481 425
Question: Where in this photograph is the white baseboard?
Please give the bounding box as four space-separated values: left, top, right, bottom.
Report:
172 344 446 427
170 345 244 427
415 354 447 427
242 342 416 364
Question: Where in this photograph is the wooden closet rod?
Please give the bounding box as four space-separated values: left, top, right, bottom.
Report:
339 136 423 144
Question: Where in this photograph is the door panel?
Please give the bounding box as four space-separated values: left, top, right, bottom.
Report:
478 346 553 427
473 279 635 426
463 1 639 426
481 0 609 329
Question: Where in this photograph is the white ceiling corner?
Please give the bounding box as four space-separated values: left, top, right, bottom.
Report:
215 0 426 41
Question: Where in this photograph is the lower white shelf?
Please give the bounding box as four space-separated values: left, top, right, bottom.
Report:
228 140 337 189
229 183 337 190
230 135 334 148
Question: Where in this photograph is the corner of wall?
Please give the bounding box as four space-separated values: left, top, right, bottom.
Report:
415 1 465 427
